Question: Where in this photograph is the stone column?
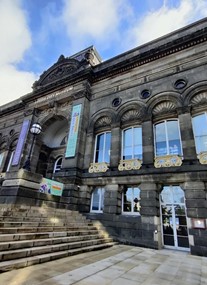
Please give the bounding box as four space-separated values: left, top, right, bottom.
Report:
177 107 197 162
104 184 121 215
181 181 207 256
139 182 161 249
142 118 154 167
77 185 91 212
83 132 94 170
110 126 121 169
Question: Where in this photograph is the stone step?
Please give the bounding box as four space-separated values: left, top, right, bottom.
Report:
0 221 94 227
0 206 81 216
0 225 97 234
0 234 105 250
0 215 88 222
0 229 99 242
0 242 115 272
0 238 114 261
0 205 114 271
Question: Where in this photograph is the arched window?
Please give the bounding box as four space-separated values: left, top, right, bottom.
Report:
94 132 111 163
154 120 182 156
122 186 141 215
90 187 105 213
192 112 207 154
122 127 142 160
53 156 63 173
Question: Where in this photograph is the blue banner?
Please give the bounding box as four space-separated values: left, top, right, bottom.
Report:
65 104 82 157
12 120 30 166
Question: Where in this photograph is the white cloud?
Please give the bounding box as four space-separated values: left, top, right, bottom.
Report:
126 0 207 48
62 0 128 51
0 0 36 106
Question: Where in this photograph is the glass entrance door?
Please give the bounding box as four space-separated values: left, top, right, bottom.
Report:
160 186 189 250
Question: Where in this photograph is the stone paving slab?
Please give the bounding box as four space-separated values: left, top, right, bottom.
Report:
0 244 206 285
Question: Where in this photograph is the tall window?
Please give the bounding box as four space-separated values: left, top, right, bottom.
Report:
53 156 63 173
122 187 141 215
91 187 105 212
122 127 142 160
94 132 111 163
154 120 182 156
192 113 207 154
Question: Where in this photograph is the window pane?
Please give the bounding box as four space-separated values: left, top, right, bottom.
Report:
172 187 185 204
123 187 141 214
92 189 100 211
155 123 167 156
123 188 132 212
167 121 181 155
133 188 141 212
134 128 142 159
95 133 111 163
123 129 132 159
124 129 132 147
95 134 104 162
104 133 111 163
160 186 173 204
123 127 142 159
100 188 105 211
192 114 207 153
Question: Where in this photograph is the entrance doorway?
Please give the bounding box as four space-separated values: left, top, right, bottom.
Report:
160 186 189 250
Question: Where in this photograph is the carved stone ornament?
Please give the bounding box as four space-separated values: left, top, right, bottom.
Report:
88 162 109 173
118 159 142 171
198 152 207 164
121 109 141 123
95 116 112 129
154 155 182 168
152 101 176 116
33 57 81 89
191 92 207 106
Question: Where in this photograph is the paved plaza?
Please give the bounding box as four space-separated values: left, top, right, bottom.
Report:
0 244 206 285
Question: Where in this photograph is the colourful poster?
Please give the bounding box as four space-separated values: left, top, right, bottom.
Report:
39 178 64 196
12 120 30 166
65 104 82 157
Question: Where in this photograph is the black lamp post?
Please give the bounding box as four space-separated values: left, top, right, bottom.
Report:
23 123 42 171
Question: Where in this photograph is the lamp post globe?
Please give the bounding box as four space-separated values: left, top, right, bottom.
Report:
30 123 42 135
23 123 42 171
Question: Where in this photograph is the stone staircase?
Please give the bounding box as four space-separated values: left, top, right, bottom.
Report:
0 205 114 272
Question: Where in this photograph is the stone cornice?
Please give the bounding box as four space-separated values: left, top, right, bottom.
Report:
93 27 207 82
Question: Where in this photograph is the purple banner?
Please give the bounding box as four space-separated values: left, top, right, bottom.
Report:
12 120 30 166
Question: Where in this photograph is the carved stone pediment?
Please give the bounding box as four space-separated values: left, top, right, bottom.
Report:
33 56 82 89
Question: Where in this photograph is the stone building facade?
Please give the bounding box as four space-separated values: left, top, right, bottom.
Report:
0 18 207 256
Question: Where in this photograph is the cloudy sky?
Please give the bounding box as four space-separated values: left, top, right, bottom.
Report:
1 0 207 106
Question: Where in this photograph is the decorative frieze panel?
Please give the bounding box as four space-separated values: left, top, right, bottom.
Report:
154 155 182 168
118 159 142 171
198 152 207 164
88 162 109 173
